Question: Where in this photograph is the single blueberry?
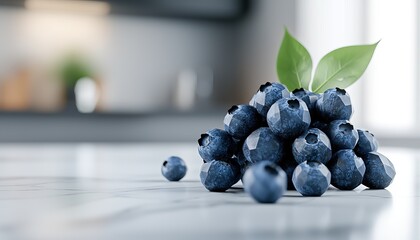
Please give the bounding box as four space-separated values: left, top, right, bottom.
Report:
292 161 331 196
327 120 359 150
354 129 379 156
161 156 187 181
224 105 261 140
251 82 290 118
316 87 353 122
200 159 241 192
362 152 395 189
242 127 284 164
198 129 236 163
267 97 311 140
328 149 366 190
243 161 287 203
292 128 332 164
291 88 321 116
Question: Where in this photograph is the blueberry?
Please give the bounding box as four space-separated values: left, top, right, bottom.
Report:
354 129 379 156
291 88 320 115
292 128 332 164
362 152 395 189
242 127 284 164
224 105 261 139
200 159 241 192
161 156 187 181
267 97 311 139
327 120 359 150
328 149 366 190
292 161 331 196
251 82 290 118
243 161 287 203
198 129 236 163
316 87 353 121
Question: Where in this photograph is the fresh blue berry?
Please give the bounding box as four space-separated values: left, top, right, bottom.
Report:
267 97 311 139
200 159 240 192
161 156 187 181
328 149 366 190
327 120 359 150
242 127 284 164
243 161 287 203
224 105 261 139
354 129 379 156
292 128 332 164
292 161 331 196
362 152 395 189
316 87 353 121
198 129 236 163
250 82 290 118
291 88 320 115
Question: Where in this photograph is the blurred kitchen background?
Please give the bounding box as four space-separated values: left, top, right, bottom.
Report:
0 0 416 146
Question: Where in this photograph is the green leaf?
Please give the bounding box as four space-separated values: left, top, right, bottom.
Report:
277 29 312 91
311 42 379 93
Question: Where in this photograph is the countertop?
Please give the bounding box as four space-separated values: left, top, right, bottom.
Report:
0 143 418 240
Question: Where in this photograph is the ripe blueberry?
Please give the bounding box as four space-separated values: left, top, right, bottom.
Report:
328 149 366 190
250 82 290 118
292 161 331 196
316 87 353 121
292 128 332 164
198 128 236 163
327 120 359 150
243 161 287 203
161 156 187 181
224 105 261 140
267 97 311 139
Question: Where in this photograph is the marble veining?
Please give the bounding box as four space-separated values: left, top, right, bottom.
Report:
0 144 418 240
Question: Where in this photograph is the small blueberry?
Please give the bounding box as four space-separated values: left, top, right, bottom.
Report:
243 161 287 203
161 156 187 181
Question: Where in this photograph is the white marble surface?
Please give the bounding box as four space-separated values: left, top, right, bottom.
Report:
0 143 418 240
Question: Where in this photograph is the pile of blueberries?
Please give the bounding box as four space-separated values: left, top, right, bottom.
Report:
197 82 396 203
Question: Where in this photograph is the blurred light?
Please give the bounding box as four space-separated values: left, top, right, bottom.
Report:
175 69 197 110
75 77 98 113
24 0 111 15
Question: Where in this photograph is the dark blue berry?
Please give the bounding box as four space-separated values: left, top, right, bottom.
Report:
316 87 353 121
327 120 359 150
362 152 395 189
200 160 240 192
198 129 235 163
243 161 287 203
250 82 290 118
267 97 311 139
291 88 320 115
354 129 379 156
242 127 284 164
328 149 365 190
292 161 331 196
224 105 261 140
161 156 187 181
292 128 332 164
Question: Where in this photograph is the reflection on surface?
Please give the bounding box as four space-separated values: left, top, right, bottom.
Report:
0 145 418 240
